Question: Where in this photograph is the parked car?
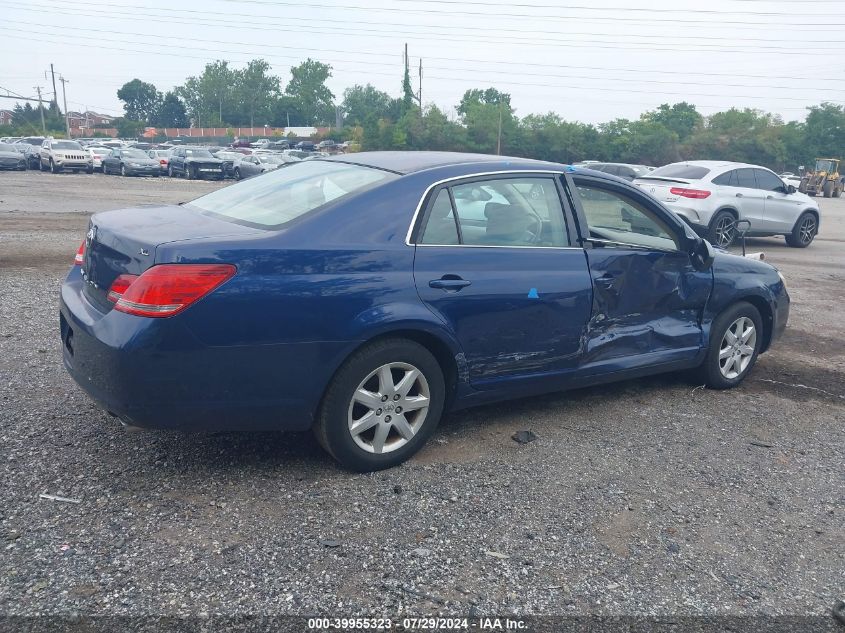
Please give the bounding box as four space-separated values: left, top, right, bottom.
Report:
60 152 789 471
168 147 224 180
316 140 337 151
147 149 172 174
214 150 246 178
233 153 296 179
295 141 316 151
250 138 271 148
584 163 654 181
17 143 42 169
634 161 819 248
87 146 113 172
0 143 27 170
40 139 93 174
102 148 160 177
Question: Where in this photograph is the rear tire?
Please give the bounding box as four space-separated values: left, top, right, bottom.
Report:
785 212 817 248
314 338 446 472
120 165 127 177
168 165 173 177
234 168 241 180
707 210 737 248
834 183 843 198
185 165 193 180
693 302 763 389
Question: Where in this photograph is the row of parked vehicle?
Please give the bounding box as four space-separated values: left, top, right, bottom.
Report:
0 135 337 180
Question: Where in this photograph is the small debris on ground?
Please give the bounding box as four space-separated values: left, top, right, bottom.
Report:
511 430 538 444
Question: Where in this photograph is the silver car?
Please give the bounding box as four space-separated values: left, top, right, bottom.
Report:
233 154 298 180
634 161 820 248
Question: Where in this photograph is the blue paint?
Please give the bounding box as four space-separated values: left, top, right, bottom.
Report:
59 151 789 433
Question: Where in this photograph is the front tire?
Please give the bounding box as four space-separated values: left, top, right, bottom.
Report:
185 164 194 180
314 338 446 472
823 180 833 197
707 210 736 248
785 212 817 248
50 159 59 174
694 302 763 389
120 164 128 177
234 168 241 180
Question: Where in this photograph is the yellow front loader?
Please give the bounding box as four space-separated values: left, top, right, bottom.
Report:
799 158 842 197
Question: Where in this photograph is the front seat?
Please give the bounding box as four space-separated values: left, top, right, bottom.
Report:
484 202 537 245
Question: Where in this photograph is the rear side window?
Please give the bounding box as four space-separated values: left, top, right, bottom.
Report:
647 164 710 180
712 170 738 187
187 160 397 229
736 169 756 188
418 177 570 247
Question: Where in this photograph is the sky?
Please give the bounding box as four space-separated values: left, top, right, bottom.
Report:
2 0 844 126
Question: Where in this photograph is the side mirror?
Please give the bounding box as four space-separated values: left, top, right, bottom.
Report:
787 184 796 194
690 237 715 271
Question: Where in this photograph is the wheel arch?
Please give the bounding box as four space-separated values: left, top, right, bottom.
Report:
793 207 819 231
708 206 739 228
318 321 466 420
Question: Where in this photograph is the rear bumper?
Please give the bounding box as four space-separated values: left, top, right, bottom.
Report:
59 271 345 432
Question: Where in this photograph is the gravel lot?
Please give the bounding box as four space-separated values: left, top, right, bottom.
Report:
1 171 843 623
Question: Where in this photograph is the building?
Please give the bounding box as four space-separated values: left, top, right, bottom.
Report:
67 110 113 135
0 110 14 126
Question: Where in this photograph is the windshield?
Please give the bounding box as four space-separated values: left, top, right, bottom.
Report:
0 143 17 152
53 141 83 150
643 164 710 180
815 159 835 172
185 148 213 158
186 161 397 229
121 149 148 158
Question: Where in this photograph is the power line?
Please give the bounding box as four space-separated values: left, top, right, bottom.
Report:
4 15 841 59
220 0 845 26
15 2 845 45
1 31 830 109
5 20 845 95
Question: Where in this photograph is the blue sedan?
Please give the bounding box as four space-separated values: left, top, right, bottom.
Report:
60 152 789 471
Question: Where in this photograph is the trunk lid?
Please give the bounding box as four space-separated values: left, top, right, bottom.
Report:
81 204 262 312
634 176 695 204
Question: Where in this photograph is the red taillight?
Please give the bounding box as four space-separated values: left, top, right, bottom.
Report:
160 159 166 165
107 274 139 303
74 240 85 265
670 187 711 199
111 264 236 318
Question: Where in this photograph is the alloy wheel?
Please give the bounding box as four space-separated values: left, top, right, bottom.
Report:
347 362 430 454
798 215 817 245
718 316 756 379
714 216 736 247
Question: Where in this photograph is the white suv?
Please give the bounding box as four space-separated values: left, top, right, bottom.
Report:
40 138 93 174
634 161 819 248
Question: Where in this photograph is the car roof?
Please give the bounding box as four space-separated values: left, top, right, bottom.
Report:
323 151 566 175
658 160 771 171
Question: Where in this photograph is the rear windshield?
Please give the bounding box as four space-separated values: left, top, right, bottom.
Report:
186 160 397 229
645 164 710 180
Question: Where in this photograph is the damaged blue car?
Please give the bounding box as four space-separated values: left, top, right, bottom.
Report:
60 152 789 471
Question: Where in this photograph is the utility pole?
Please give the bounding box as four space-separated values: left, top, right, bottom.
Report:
496 102 503 155
34 86 46 133
58 74 70 138
49 64 58 108
417 58 423 110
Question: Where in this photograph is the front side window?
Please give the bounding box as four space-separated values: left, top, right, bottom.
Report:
418 177 569 247
736 168 756 189
186 160 397 229
754 169 785 191
575 183 679 251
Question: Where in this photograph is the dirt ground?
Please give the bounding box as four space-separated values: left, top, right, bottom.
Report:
0 170 843 622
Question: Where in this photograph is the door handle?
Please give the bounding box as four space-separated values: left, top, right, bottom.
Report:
766 195 774 199
429 275 471 291
595 273 617 289
735 193 744 198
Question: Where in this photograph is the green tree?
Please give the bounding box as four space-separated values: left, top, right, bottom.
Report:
342 84 393 126
199 60 236 126
114 118 145 138
803 102 845 162
153 92 188 127
237 59 281 127
116 79 162 123
457 88 517 154
175 77 204 127
285 59 335 126
644 102 702 143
